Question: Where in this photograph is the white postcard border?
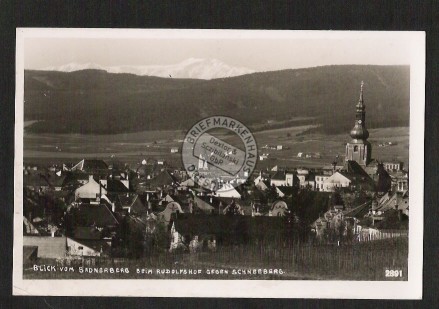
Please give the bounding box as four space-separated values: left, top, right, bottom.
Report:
13 28 425 299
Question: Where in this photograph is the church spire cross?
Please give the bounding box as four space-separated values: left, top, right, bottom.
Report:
359 81 364 103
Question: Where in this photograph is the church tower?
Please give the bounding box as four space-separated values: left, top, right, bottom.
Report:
345 81 372 166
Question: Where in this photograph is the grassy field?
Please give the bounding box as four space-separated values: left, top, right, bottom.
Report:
24 237 408 281
23 126 409 170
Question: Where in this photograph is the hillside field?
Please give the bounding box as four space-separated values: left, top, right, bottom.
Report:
23 126 409 170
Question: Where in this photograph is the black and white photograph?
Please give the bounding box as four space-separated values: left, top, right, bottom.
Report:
13 29 425 298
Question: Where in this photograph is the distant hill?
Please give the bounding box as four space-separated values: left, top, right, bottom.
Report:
40 58 256 80
24 65 410 135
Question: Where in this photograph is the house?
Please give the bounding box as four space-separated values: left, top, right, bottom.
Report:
389 171 409 192
75 175 107 200
159 194 176 205
215 184 241 199
192 196 216 214
375 164 392 194
74 203 119 229
147 170 179 190
62 171 91 186
270 171 285 187
296 169 315 189
276 145 283 150
270 200 289 217
158 201 184 225
315 174 330 191
66 226 111 257
23 236 67 259
322 172 352 192
322 161 375 192
255 180 270 191
275 186 295 198
67 237 111 257
171 147 179 153
222 200 245 215
383 161 404 172
253 171 266 186
343 201 371 219
312 209 345 238
374 190 409 216
73 226 103 240
100 178 129 193
270 170 298 187
118 193 146 215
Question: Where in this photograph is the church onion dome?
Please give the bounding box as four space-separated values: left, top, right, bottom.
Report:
350 123 369 140
350 81 369 140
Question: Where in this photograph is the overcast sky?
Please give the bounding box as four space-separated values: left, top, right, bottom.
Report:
24 30 419 71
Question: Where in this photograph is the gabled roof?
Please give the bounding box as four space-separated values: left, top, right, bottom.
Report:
76 204 119 227
376 191 409 212
159 201 184 223
271 171 286 181
148 170 178 188
106 179 129 192
73 226 102 240
343 201 371 218
82 159 108 170
62 172 90 185
276 186 295 196
118 193 146 215
69 238 111 255
71 159 108 172
342 160 371 179
193 196 216 213
255 181 269 192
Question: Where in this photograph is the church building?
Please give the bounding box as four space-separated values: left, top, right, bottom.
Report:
342 81 392 194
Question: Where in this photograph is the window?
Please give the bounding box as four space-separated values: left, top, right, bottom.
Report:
354 146 358 152
78 246 83 250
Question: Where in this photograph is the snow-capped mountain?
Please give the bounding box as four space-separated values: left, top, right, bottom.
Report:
40 58 255 80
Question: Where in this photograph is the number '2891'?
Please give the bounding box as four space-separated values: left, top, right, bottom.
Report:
385 269 403 278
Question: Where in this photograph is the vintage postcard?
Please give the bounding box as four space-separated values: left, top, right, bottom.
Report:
13 29 425 298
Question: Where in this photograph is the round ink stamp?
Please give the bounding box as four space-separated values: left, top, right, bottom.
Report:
182 116 257 192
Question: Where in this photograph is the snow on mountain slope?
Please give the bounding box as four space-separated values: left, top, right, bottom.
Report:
40 58 255 79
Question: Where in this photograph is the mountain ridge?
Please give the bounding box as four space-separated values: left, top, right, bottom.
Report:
24 64 410 135
39 58 256 80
